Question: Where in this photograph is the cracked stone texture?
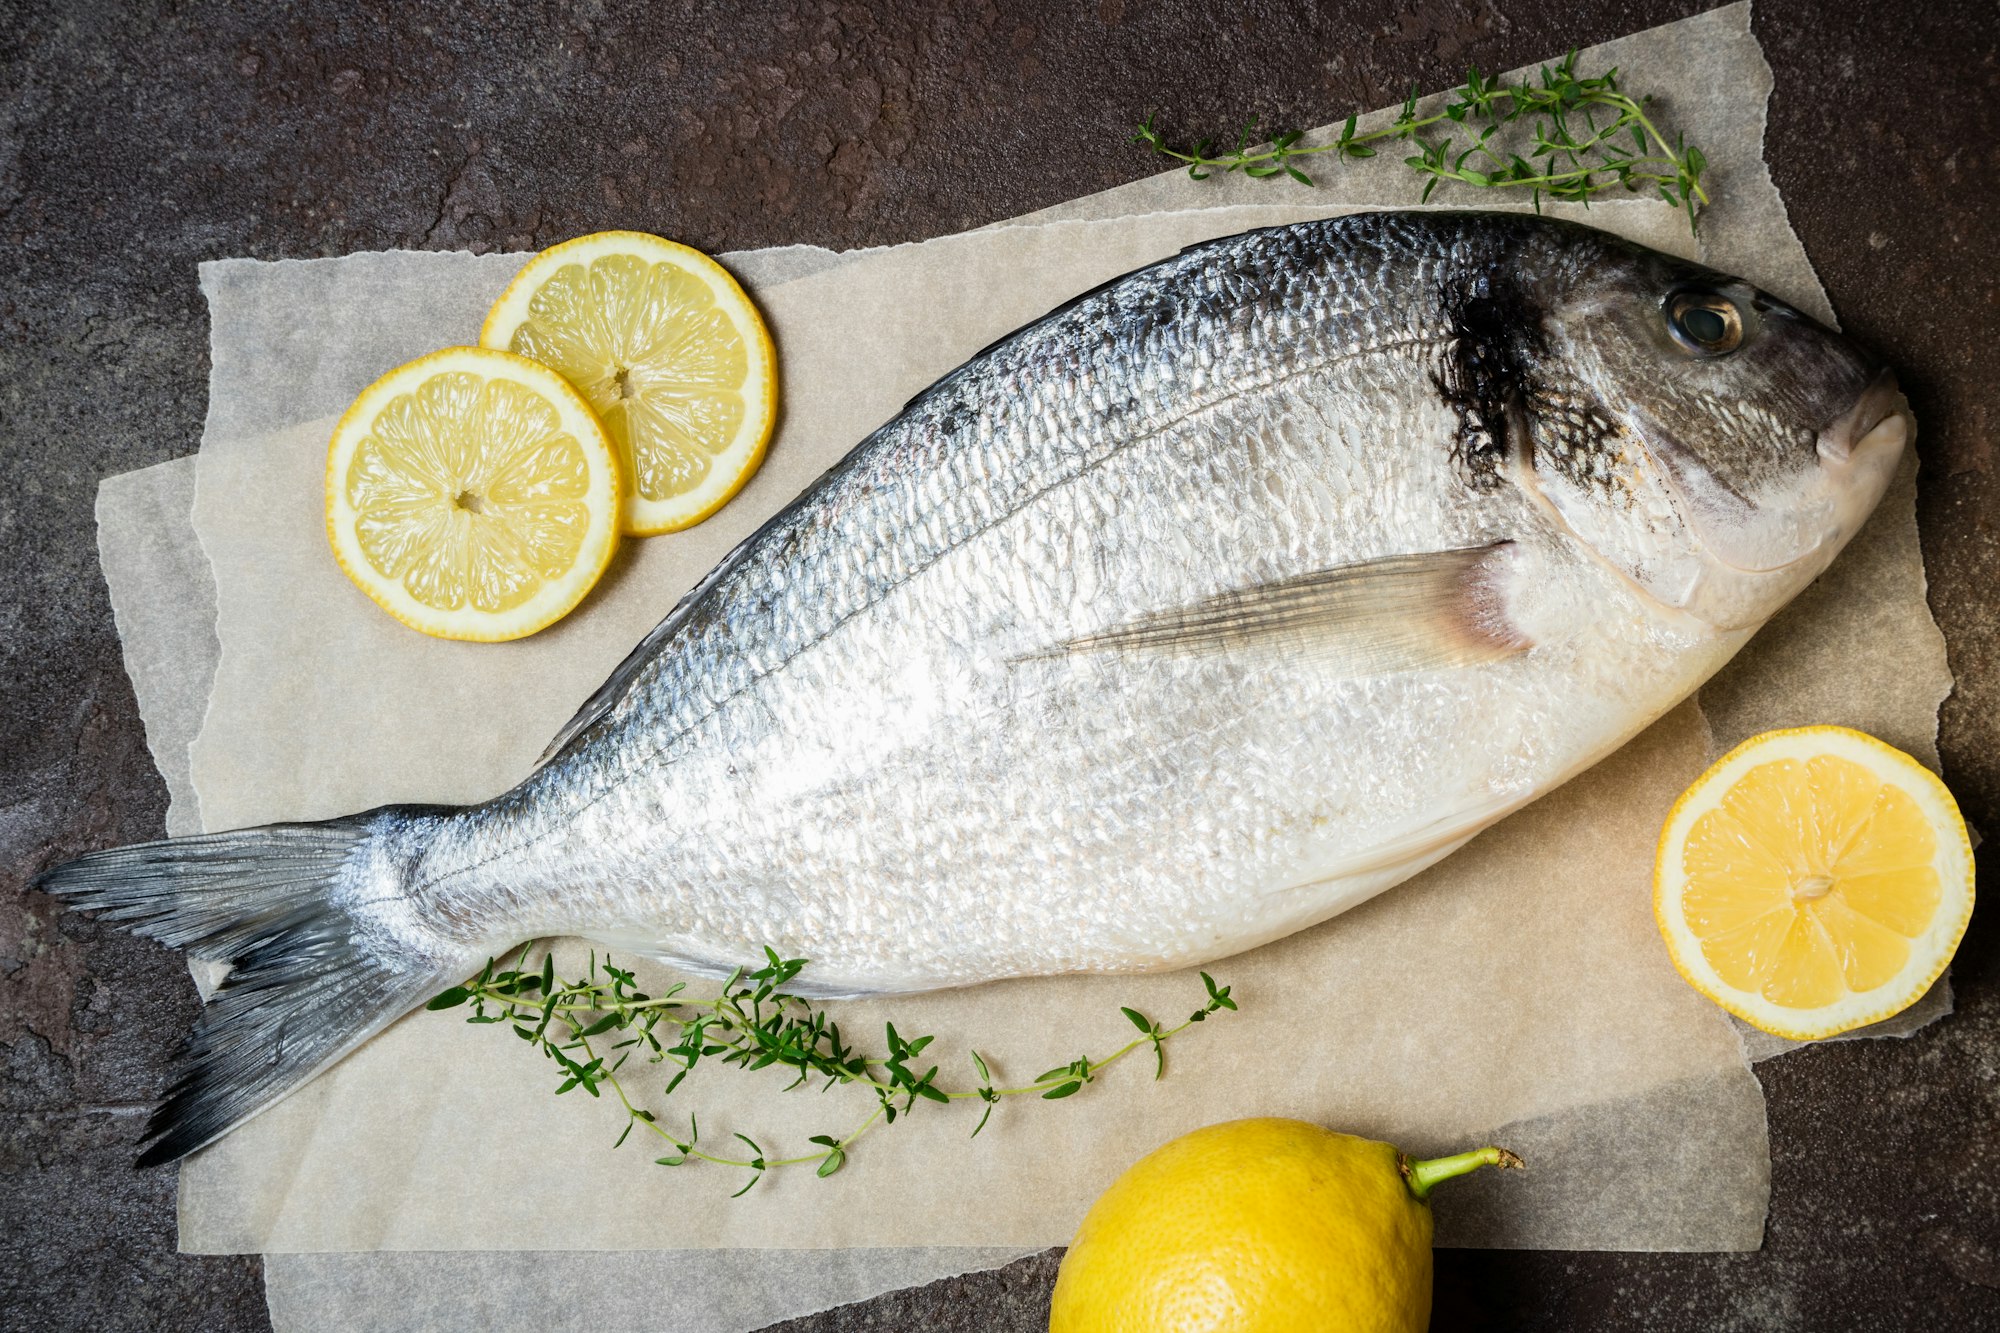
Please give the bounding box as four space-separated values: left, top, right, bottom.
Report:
2 1 1996 1329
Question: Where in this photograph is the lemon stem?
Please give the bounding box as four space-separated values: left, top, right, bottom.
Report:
1400 1146 1524 1201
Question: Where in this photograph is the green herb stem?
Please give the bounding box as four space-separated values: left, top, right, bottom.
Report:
1400 1145 1526 1200
431 947 1237 1194
1133 51 1709 233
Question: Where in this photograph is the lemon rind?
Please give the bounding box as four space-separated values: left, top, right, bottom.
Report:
1653 724 1975 1041
324 345 623 643
478 230 778 537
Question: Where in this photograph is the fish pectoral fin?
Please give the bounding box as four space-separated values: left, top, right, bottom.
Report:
1048 542 1528 675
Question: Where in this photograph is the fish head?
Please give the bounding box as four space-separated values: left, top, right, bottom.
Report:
1512 226 1909 631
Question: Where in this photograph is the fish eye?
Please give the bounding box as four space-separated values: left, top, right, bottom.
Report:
1664 290 1745 358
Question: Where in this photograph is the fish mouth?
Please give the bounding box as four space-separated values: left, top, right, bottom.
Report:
1512 364 1914 634
1653 366 1910 581
1802 366 1909 575
1818 367 1910 466
1655 369 1910 630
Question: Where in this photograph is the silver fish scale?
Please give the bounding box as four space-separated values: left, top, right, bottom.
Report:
413 214 1743 991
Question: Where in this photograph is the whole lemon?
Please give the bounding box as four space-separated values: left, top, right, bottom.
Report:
1048 1118 1519 1333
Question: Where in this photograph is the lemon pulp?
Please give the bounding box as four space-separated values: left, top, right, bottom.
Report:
482 231 776 535
326 346 620 642
1655 726 1973 1039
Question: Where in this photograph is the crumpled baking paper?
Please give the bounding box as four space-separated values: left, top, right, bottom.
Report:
87 4 1953 1330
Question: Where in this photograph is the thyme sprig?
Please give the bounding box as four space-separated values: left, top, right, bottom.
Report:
429 947 1237 1195
1132 51 1709 232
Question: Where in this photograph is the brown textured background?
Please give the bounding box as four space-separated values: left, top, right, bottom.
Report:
2 2 1997 1329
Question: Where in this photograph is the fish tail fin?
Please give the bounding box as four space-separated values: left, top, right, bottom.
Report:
36 808 481 1167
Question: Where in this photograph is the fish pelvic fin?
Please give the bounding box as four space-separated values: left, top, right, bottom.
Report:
1262 787 1529 898
582 931 887 1000
35 809 479 1168
1045 542 1529 675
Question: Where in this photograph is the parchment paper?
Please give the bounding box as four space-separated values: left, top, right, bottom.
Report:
82 4 1957 1328
259 1247 1042 1333
95 463 217 839
180 697 1761 1251
180 193 1773 1257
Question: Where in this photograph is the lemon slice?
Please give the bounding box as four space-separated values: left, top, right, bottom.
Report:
1655 726 1974 1040
325 346 621 642
481 230 777 536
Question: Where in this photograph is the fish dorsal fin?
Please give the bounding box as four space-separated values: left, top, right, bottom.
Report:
1049 542 1527 675
534 622 676 767
534 484 804 769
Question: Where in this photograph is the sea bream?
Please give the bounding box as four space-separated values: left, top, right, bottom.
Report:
42 211 1910 1164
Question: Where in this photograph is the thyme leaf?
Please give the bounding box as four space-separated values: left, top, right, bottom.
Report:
1132 50 1710 233
434 946 1238 1188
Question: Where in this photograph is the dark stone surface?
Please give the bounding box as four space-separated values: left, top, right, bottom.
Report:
1 1 1995 1329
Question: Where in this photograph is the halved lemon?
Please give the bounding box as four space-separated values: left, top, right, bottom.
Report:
1655 726 1974 1040
325 346 621 642
481 230 777 536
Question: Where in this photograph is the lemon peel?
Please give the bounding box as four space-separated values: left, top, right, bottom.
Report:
1050 1118 1518 1333
1654 725 1974 1040
325 345 621 642
481 230 777 536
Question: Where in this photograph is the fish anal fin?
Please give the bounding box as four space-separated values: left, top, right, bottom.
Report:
1052 542 1528 676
